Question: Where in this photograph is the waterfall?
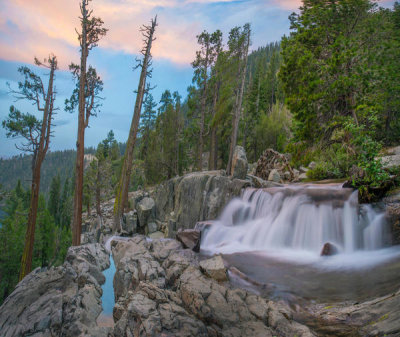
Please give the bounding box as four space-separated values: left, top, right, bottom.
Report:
201 184 390 257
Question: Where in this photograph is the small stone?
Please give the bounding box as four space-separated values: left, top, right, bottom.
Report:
199 255 227 282
299 166 309 173
308 161 317 170
320 242 339 256
147 222 158 234
149 231 164 240
298 173 308 180
268 169 281 183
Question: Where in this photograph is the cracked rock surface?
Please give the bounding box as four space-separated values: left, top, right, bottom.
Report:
111 235 316 337
0 243 110 337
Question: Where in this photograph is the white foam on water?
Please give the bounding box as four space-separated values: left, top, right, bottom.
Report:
201 185 399 269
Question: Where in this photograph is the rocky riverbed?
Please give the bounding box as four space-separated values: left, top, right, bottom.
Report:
1 146 400 336
1 234 399 337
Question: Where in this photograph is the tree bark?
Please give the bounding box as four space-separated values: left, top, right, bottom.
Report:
227 29 250 176
19 57 56 280
114 17 157 231
209 80 220 170
197 43 210 171
95 165 101 217
72 2 88 246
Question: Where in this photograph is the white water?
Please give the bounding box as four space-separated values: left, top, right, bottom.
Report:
201 184 400 269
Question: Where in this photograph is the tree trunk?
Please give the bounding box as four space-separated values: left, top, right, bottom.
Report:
19 57 56 280
114 17 157 231
209 80 220 171
227 31 250 176
197 46 210 171
95 166 101 217
72 3 88 246
19 162 42 280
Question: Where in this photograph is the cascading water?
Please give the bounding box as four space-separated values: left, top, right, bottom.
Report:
202 184 400 302
202 184 399 267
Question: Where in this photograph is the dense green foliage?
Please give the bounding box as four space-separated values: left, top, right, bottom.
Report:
280 0 400 185
0 180 72 305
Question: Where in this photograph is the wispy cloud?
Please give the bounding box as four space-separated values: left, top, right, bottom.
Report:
0 0 299 68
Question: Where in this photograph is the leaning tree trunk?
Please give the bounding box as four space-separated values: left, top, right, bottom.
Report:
19 161 42 280
19 57 56 280
114 17 157 231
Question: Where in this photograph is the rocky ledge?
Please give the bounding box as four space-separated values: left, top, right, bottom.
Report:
0 244 110 337
111 235 316 337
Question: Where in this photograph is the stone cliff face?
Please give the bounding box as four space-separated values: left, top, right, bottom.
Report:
151 171 251 237
0 244 110 337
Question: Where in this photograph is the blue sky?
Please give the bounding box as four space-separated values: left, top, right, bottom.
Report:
0 0 395 157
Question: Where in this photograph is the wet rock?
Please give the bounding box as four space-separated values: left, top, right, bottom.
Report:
199 255 228 282
320 242 339 256
268 169 281 183
231 146 248 180
312 288 400 337
248 174 282 188
137 197 155 227
176 229 201 252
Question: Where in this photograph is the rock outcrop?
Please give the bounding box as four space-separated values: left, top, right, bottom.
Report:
150 171 251 238
231 146 248 180
255 148 293 182
111 235 316 337
0 244 110 337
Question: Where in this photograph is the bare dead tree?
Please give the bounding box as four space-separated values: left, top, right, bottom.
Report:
114 16 158 231
67 0 107 246
2 55 58 280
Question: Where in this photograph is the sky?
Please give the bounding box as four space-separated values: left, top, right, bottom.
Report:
0 0 395 157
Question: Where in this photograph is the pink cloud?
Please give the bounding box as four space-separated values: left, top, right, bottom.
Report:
0 0 301 68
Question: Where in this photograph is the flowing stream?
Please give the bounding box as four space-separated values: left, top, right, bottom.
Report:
97 236 128 327
201 184 400 303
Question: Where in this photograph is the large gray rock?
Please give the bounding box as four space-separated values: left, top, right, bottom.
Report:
231 146 248 179
152 170 250 238
199 255 227 282
122 210 137 235
0 244 111 337
137 197 155 228
176 229 201 252
381 154 400 169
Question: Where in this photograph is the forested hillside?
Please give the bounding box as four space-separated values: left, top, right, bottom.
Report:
0 141 126 195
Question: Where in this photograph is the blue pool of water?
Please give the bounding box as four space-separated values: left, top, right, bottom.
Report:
100 256 116 315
